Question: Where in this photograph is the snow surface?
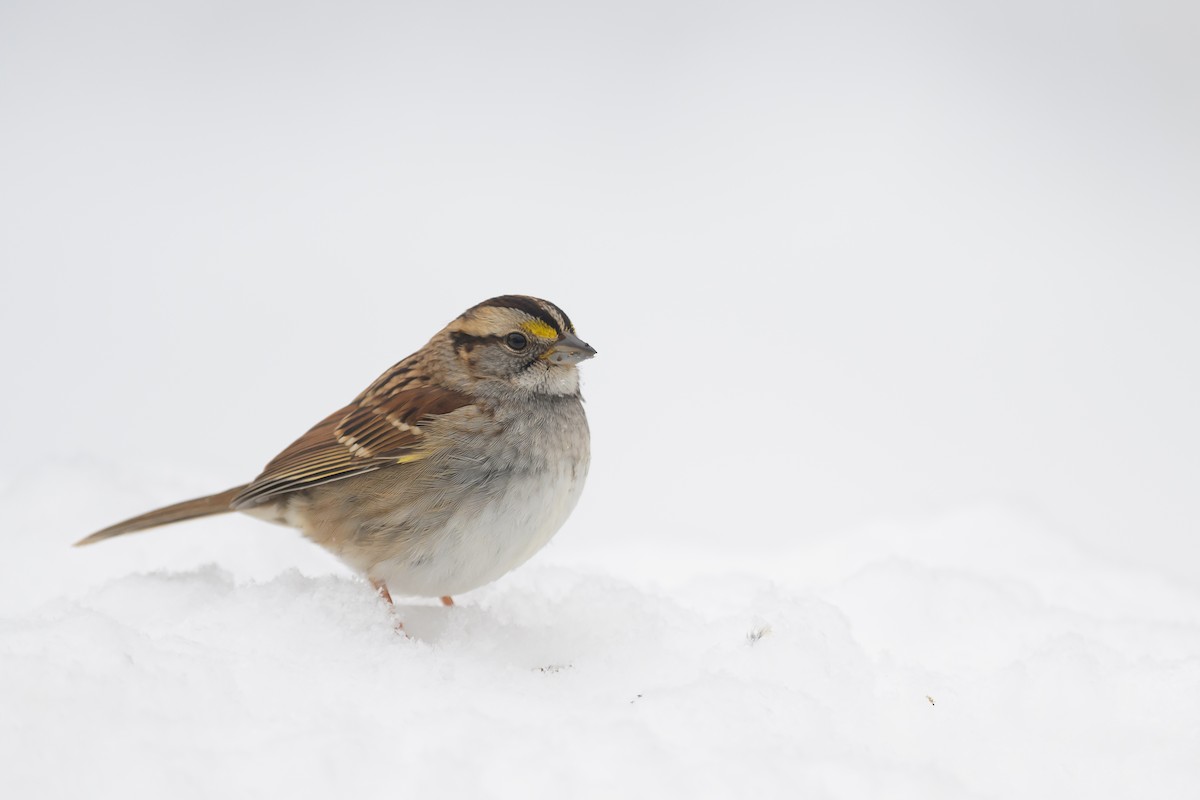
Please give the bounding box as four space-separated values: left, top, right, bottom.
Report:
3 469 1198 799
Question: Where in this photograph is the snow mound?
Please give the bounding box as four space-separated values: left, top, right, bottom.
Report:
3 497 1199 799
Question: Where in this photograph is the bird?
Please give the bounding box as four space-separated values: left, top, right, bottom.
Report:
76 295 595 609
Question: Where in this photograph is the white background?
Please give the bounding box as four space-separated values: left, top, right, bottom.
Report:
2 2 1198 798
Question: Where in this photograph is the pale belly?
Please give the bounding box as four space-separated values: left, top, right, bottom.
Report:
362 464 587 597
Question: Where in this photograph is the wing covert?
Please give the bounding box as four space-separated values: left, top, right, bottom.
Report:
231 384 473 509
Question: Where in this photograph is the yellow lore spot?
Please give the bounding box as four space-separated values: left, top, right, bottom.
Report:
520 320 559 340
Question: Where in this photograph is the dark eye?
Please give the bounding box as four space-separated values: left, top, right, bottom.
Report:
505 332 528 351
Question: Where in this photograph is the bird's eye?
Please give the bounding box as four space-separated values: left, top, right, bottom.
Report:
505 332 528 351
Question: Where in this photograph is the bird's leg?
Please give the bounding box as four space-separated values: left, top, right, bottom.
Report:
440 596 455 606
369 578 408 633
370 579 408 634
371 578 394 605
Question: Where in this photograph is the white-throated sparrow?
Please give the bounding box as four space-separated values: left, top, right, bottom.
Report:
77 295 595 606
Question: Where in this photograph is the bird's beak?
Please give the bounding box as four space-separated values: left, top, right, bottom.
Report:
546 332 597 365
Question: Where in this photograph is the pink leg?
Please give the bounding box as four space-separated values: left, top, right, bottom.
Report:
370 579 406 633
371 578 394 605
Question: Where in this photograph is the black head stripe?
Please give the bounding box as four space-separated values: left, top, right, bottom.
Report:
450 331 500 353
552 303 575 334
473 295 571 335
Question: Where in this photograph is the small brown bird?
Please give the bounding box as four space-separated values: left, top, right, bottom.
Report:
77 295 595 607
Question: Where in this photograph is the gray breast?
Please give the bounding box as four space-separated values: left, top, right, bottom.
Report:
341 394 590 596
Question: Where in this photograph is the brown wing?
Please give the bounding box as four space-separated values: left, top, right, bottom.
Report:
231 384 473 509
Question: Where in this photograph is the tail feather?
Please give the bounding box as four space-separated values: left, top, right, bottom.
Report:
75 485 249 546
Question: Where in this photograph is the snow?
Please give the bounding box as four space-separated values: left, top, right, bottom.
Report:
3 470 1199 799
3 0 1200 797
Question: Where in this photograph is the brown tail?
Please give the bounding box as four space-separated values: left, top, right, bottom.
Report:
75 485 249 546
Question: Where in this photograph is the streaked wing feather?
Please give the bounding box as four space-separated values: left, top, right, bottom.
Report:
232 383 473 509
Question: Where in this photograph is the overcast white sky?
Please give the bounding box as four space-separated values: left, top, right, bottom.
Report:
2 0 1198 579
